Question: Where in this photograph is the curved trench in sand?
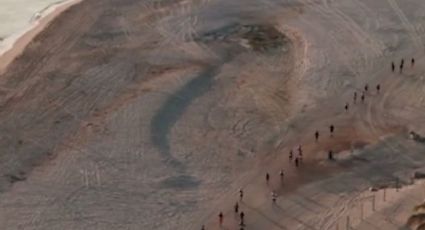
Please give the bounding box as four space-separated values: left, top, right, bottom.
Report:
151 24 292 171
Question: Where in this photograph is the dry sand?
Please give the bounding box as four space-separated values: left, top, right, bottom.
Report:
0 0 425 229
0 0 82 74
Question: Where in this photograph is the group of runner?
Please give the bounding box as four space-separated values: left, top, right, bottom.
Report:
352 83 380 105
290 124 336 169
392 58 414 73
288 145 303 167
212 185 277 229
213 189 246 229
203 58 415 230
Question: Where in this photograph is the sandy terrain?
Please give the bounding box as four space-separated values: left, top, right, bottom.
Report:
0 0 82 74
1 0 425 229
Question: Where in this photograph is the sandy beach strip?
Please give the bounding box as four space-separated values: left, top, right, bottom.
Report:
0 0 82 74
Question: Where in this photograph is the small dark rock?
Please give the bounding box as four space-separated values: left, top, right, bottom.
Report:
413 171 425 179
410 131 425 143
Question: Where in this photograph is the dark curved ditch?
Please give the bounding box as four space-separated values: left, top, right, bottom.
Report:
150 24 290 171
151 66 219 170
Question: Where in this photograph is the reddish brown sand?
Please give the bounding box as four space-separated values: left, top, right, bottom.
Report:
1 0 425 229
0 0 82 74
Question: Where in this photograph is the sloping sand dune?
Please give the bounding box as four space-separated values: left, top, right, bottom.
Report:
1 0 425 229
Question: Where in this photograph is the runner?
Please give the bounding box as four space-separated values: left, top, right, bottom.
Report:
298 145 303 162
392 62 395 72
328 150 333 160
376 84 380 93
295 157 299 167
234 202 239 213
280 170 284 182
272 191 277 203
240 211 245 226
315 130 319 142
345 103 349 112
354 92 357 103
412 58 415 67
364 84 368 92
400 59 404 74
239 189 243 201
330 125 334 136
266 173 270 184
361 93 365 103
289 149 293 160
219 212 223 226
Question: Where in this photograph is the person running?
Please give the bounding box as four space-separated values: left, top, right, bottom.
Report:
376 84 380 93
315 130 319 142
266 173 270 184
272 192 277 203
295 157 299 167
392 62 395 72
239 189 243 201
289 149 293 160
328 150 333 160
412 58 415 67
298 145 303 162
280 170 284 182
345 103 349 112
354 92 357 103
219 212 223 226
240 211 245 226
400 59 404 74
330 125 335 136
364 84 368 92
234 202 239 213
361 93 365 103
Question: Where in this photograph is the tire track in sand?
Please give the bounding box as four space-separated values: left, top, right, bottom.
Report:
300 0 384 57
385 0 423 49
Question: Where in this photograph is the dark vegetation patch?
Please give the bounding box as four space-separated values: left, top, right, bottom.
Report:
5 171 26 184
196 24 289 53
242 25 289 52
